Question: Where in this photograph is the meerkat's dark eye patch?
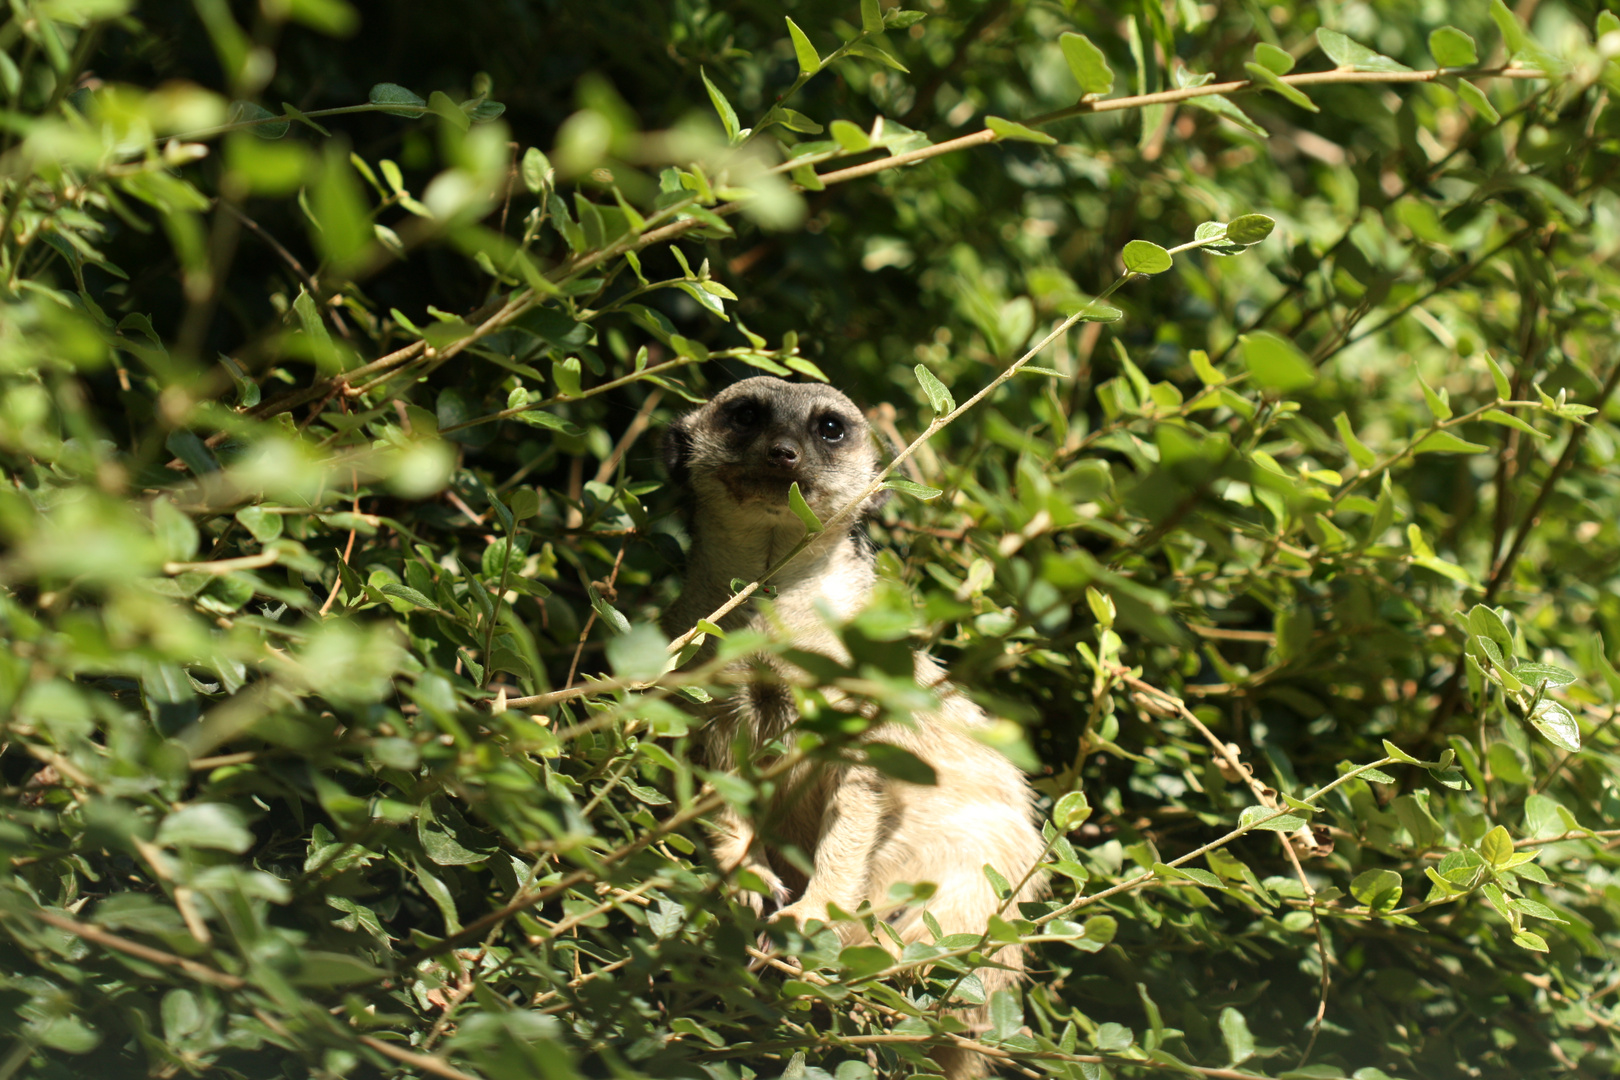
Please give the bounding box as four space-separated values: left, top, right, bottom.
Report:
817 415 847 443
726 399 766 429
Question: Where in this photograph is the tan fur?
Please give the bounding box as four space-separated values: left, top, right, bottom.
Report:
662 377 1048 1079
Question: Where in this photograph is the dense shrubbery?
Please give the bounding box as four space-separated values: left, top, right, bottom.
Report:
3 1 1620 1077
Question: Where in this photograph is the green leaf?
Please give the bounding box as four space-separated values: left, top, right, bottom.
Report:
427 89 470 131
1482 408 1548 440
1054 790 1091 830
1417 372 1452 421
1123 239 1173 274
1333 413 1377 469
1412 430 1490 454
1466 604 1515 662
1225 214 1275 245
1510 898 1570 924
230 100 289 139
1185 92 1267 135
521 147 553 193
1529 700 1580 752
1219 1007 1256 1066
786 17 821 75
1350 868 1403 908
914 363 955 414
1490 0 1558 71
358 73 417 116
1382 738 1421 764
1156 862 1223 889
1243 63 1319 112
830 119 872 152
700 68 740 142
863 743 937 785
590 587 631 634
157 803 254 852
983 863 1013 900
1318 28 1413 72
776 108 823 134
1081 914 1117 946
1239 805 1306 831
311 145 371 269
860 0 883 35
1060 31 1114 95
291 952 389 987
1240 332 1316 392
1429 26 1479 67
234 505 284 543
1076 300 1124 322
669 1017 726 1046
1484 353 1512 399
417 798 495 866
553 356 583 397
1511 929 1549 952
1253 42 1295 74
380 582 443 612
606 622 672 681
838 945 893 977
883 477 943 500
152 498 199 561
1455 79 1501 124
1480 825 1514 867
985 115 1056 144
1188 349 1224 386
788 481 824 534
1514 662 1577 688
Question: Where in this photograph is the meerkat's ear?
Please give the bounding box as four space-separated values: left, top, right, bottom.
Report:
662 415 695 485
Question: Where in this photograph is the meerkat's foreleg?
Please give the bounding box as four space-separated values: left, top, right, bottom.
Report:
773 766 888 932
710 805 789 912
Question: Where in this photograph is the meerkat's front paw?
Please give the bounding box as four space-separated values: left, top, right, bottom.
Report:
771 897 839 931
770 900 811 929
734 865 790 916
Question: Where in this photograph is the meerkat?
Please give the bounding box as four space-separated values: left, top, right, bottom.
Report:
661 376 1048 1079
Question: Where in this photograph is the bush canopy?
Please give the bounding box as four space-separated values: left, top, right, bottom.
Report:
2 0 1620 1078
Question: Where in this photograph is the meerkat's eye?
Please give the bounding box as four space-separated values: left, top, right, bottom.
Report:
728 400 763 428
818 415 847 443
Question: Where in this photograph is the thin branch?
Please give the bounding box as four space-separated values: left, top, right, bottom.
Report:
357 1036 482 1080
8 909 246 990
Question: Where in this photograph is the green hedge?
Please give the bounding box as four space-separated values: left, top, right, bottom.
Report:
2 1 1619 1078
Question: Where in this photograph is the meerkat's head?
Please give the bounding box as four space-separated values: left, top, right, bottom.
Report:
664 376 886 531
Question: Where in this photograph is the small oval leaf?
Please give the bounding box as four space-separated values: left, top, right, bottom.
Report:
1225 213 1275 245
369 82 427 118
1123 239 1173 275
914 364 955 414
1060 31 1114 96
788 481 824 534
1429 26 1479 67
985 115 1057 144
883 477 943 500
785 17 821 75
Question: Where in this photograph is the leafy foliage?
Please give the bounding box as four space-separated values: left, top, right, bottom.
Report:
2 2 1620 1079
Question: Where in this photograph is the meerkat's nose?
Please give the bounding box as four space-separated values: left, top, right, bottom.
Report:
767 439 802 468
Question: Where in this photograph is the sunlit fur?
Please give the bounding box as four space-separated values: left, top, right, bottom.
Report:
662 377 1048 1079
